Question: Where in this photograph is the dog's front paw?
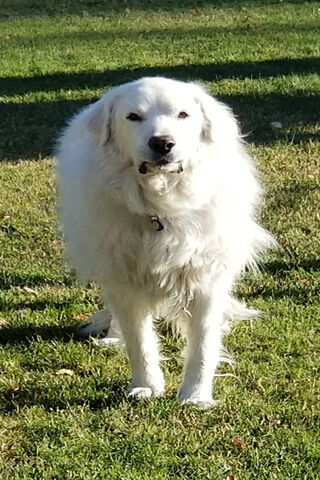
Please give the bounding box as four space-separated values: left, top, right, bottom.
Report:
128 383 165 399
128 387 153 399
179 396 217 410
177 386 217 409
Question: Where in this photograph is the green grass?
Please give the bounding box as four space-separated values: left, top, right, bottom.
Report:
0 1 319 478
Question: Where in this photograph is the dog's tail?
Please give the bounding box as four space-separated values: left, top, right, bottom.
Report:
222 296 259 334
218 297 260 367
247 224 277 271
226 296 259 320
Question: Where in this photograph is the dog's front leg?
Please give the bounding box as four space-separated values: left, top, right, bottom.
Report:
177 287 228 408
113 306 165 399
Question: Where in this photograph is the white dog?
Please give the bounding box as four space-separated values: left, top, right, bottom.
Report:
57 77 274 408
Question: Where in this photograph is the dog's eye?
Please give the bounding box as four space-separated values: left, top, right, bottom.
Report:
178 111 189 119
126 113 142 122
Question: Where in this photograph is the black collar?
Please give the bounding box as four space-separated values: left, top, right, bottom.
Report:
150 216 164 231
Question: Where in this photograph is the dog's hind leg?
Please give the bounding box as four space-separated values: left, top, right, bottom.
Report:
77 308 123 346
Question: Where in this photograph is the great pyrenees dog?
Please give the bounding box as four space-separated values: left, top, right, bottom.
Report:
57 77 274 408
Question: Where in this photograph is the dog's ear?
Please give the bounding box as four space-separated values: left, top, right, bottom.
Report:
193 85 241 145
85 91 117 146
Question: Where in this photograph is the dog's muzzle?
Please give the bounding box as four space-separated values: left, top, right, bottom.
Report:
138 161 183 175
138 134 183 175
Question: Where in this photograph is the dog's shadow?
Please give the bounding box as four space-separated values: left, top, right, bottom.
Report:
0 323 130 412
0 323 77 345
1 374 128 413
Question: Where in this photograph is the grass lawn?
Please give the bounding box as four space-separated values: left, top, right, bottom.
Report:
0 1 319 478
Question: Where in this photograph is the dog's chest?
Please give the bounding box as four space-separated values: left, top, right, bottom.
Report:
110 214 217 298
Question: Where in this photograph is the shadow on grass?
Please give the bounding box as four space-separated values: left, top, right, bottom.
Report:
0 99 88 161
245 283 319 303
243 259 320 302
0 324 79 345
1 90 319 160
4 23 320 52
0 271 73 291
1 59 319 160
1 375 127 413
2 0 318 17
2 58 320 97
2 260 318 345
266 179 320 212
0 320 129 412
264 259 320 275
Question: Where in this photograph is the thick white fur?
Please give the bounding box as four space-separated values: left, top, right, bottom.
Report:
57 77 274 408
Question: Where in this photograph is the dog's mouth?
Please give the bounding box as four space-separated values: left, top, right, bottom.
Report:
138 160 183 175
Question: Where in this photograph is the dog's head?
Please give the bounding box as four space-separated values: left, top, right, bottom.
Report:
86 77 240 175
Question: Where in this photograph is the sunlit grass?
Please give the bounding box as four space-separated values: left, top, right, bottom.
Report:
0 1 319 479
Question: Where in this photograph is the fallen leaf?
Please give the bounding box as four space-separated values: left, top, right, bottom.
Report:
269 121 283 130
8 384 20 392
0 318 9 329
55 369 74 376
231 437 246 450
52 238 62 251
76 313 90 321
23 286 37 294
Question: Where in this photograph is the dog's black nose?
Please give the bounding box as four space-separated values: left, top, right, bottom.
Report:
148 136 176 155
